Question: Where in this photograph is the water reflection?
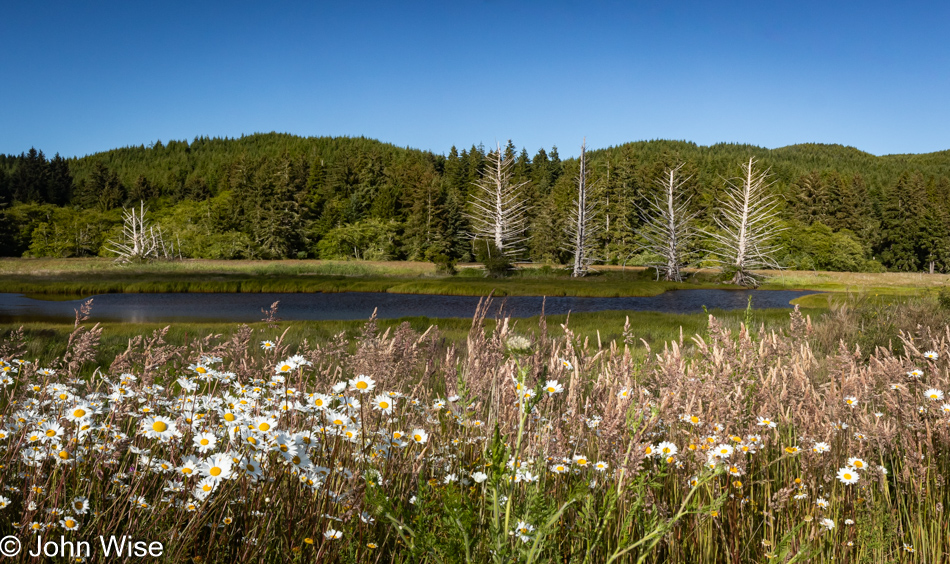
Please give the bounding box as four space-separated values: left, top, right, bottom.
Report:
0 290 817 324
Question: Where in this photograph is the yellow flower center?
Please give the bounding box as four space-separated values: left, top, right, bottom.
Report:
182 468 193 475
210 467 222 477
152 421 168 433
414 434 423 442
46 429 57 437
65 520 75 528
200 439 209 446
73 409 86 418
224 413 236 422
356 381 368 389
258 422 270 432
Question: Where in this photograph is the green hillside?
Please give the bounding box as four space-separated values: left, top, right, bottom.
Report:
1 133 948 273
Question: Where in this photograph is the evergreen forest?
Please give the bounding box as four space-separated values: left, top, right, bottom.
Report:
2 133 949 273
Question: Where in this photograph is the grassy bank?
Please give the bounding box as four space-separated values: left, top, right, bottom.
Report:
0 257 805 299
0 258 717 297
4 258 949 300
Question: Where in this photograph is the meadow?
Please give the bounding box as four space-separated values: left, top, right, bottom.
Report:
0 292 948 562
0 258 702 298
2 258 948 302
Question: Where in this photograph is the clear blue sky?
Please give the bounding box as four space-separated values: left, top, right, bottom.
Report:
2 1 948 159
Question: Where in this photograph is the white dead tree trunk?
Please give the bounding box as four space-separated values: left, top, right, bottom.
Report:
566 139 600 277
105 201 174 263
466 142 530 259
638 164 698 281
707 157 785 286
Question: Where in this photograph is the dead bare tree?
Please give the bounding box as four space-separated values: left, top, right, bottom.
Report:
105 201 177 263
706 157 785 286
466 142 530 260
566 139 600 277
638 164 698 282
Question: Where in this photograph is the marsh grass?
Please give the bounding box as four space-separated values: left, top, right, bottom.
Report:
0 295 948 562
4 258 948 305
0 258 733 297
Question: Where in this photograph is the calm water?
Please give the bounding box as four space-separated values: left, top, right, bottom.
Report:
0 290 816 324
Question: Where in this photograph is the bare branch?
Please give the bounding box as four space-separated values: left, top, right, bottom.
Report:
465 142 531 259
564 139 601 277
637 164 699 282
104 202 178 264
704 158 786 286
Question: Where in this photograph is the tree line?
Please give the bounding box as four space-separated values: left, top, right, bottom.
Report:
2 133 950 274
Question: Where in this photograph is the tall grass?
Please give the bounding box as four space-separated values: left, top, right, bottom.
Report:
0 297 947 562
0 307 793 366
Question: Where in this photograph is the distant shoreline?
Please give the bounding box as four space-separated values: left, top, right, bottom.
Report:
0 258 940 306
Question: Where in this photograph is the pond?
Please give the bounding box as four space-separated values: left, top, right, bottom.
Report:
0 290 817 324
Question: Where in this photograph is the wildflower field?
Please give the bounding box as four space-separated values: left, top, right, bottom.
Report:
0 298 948 563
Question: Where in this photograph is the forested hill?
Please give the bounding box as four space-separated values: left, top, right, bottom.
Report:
2 132 950 273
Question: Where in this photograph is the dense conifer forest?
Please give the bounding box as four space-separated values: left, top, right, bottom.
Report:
2 133 949 273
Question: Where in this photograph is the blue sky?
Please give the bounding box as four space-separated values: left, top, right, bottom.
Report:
1 1 948 159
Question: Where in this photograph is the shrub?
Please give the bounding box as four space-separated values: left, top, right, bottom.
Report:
426 249 457 275
316 219 399 261
473 239 512 278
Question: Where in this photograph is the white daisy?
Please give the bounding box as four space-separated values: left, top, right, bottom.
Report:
193 432 218 453
348 374 376 394
836 467 859 485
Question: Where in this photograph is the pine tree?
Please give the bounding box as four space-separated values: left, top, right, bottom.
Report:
531 148 550 195
97 170 126 211
877 172 927 271
604 148 640 264
14 148 48 202
791 170 828 225
46 154 73 206
128 175 156 202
